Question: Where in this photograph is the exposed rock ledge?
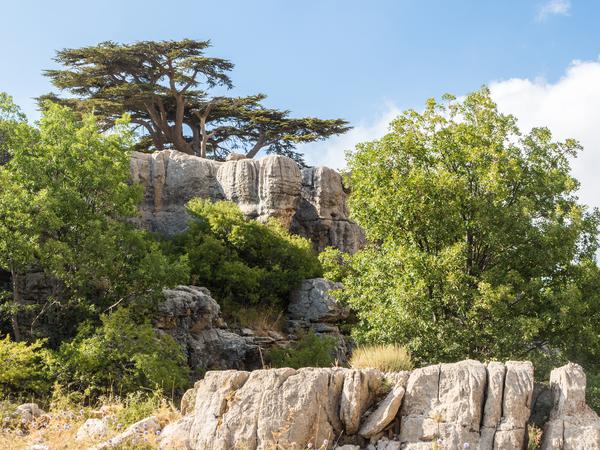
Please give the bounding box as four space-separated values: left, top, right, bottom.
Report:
130 150 365 253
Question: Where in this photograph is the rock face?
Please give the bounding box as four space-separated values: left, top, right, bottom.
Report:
291 166 365 253
131 150 364 252
154 286 261 378
541 363 600 449
158 359 551 450
287 278 352 363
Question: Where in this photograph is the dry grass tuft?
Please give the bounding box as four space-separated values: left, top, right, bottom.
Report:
349 343 413 372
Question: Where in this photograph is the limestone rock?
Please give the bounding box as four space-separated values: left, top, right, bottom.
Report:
359 383 406 438
541 363 600 450
288 278 348 323
225 152 246 161
154 285 260 377
159 416 194 450
340 369 385 435
131 150 364 252
92 416 160 449
15 403 45 424
75 418 109 441
291 166 365 253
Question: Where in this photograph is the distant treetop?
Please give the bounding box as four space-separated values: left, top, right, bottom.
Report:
43 39 350 164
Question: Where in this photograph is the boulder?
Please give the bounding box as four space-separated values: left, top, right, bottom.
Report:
288 278 348 323
541 363 600 449
75 418 109 441
340 369 385 435
92 416 160 449
15 403 45 424
359 383 406 438
155 286 261 377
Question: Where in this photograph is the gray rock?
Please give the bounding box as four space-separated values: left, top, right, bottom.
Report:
15 403 45 424
541 363 600 449
75 418 109 441
359 383 406 438
288 278 348 323
92 416 160 449
131 150 364 252
155 285 261 377
291 166 366 253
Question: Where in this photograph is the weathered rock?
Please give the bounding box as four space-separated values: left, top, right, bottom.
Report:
92 416 160 449
131 150 223 236
291 166 365 253
131 150 364 252
530 382 553 427
155 285 261 377
541 363 600 450
359 383 406 438
75 418 109 441
159 416 194 450
341 369 385 435
159 360 580 449
399 360 486 449
15 403 45 424
288 278 348 323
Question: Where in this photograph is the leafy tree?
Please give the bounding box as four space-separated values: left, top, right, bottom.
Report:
53 308 189 398
332 88 600 367
179 199 322 308
43 40 350 163
0 100 189 343
0 93 27 164
0 336 53 398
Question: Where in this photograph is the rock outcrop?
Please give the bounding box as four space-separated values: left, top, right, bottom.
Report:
130 150 364 252
287 278 352 363
541 363 600 449
154 286 262 378
157 359 553 449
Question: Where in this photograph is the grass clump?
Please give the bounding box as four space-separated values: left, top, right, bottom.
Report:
349 343 413 372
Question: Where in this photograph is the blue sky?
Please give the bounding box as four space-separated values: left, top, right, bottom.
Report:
2 0 600 205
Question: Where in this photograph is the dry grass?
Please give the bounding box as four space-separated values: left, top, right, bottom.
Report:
225 304 285 336
349 343 413 372
0 394 179 450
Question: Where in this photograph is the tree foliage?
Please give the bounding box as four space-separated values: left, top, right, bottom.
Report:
331 88 600 368
0 99 189 344
179 199 322 308
43 40 350 163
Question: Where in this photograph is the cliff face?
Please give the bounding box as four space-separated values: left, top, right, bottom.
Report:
130 150 365 253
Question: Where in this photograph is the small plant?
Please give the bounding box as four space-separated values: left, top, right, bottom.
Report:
268 331 336 369
349 343 413 372
527 424 543 449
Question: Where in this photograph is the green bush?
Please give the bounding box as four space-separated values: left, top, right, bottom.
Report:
0 335 53 398
587 372 600 414
268 331 336 369
180 199 321 308
53 308 189 399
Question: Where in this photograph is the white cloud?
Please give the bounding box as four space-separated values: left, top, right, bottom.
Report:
489 59 600 210
301 103 401 170
536 0 571 21
306 59 600 211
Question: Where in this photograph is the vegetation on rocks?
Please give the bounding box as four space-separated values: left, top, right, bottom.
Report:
349 343 413 372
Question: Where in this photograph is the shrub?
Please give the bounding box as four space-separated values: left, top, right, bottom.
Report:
53 308 189 399
587 372 600 414
350 344 413 372
0 335 53 398
181 199 321 308
268 331 336 369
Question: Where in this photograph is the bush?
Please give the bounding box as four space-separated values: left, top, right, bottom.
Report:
0 335 53 398
53 308 189 399
180 199 321 308
587 372 600 414
268 331 336 369
349 344 413 372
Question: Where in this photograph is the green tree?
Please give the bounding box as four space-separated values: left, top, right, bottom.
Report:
0 100 188 343
0 93 27 164
334 88 600 367
43 40 350 163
